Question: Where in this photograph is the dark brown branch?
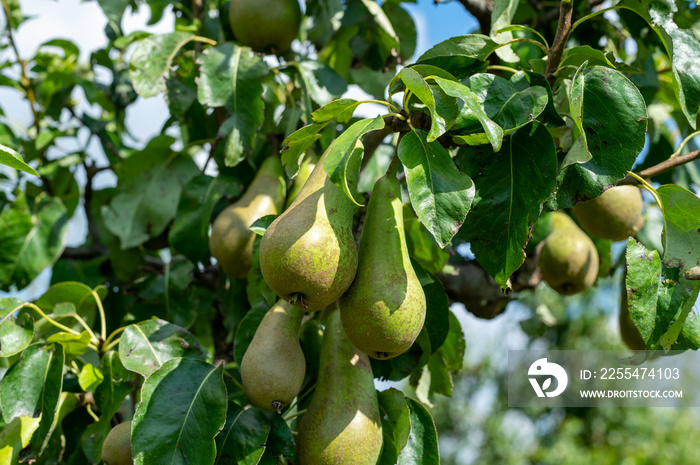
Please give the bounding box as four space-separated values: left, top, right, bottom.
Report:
62 245 109 260
83 161 104 248
618 149 700 185
545 0 573 85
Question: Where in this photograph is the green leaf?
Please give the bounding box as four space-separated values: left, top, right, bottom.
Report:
118 319 210 377
398 398 440 465
440 311 465 372
383 2 416 61
32 282 104 337
561 45 618 70
102 143 199 249
77 364 104 392
396 67 457 142
281 123 327 178
617 0 700 128
378 388 411 465
490 0 520 63
169 174 242 264
458 122 557 289
430 76 503 151
324 115 385 205
258 411 297 464
458 73 548 137
0 144 38 176
198 43 269 167
0 416 41 465
398 129 474 248
215 403 271 465
46 331 91 355
371 328 432 382
296 60 347 107
510 71 565 127
416 35 496 79
625 239 698 349
0 298 33 357
422 275 450 354
81 352 136 463
306 0 343 45
129 32 193 98
132 359 227 465
311 98 360 124
657 184 700 277
0 344 60 424
250 215 277 237
24 344 64 460
553 66 647 208
233 304 269 366
403 205 449 275
0 194 68 291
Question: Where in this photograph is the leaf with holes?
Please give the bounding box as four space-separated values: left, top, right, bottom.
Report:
118 319 209 377
129 32 193 98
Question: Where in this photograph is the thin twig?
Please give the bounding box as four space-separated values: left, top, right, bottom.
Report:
618 149 700 185
545 0 573 85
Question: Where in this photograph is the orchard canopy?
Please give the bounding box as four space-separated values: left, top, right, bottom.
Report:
0 0 699 464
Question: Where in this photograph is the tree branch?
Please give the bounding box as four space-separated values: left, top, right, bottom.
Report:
545 0 573 85
456 0 494 35
67 106 123 162
618 149 700 185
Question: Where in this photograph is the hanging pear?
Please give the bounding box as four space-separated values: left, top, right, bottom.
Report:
538 212 599 295
259 144 358 312
341 175 426 360
209 156 286 279
571 185 644 241
297 305 383 465
240 300 305 411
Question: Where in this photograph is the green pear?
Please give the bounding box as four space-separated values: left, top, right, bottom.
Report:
102 421 132 465
340 175 426 359
571 185 644 241
228 0 301 54
209 156 286 279
538 212 599 295
259 144 358 312
297 305 383 465
285 153 317 209
241 299 305 411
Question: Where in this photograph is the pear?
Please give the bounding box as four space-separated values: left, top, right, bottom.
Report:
241 299 305 411
571 185 644 241
538 212 599 295
259 144 358 312
102 421 132 465
210 156 286 279
228 0 301 54
341 175 426 359
285 153 317 209
297 306 383 465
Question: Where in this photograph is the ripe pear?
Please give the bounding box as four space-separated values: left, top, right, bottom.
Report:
341 175 426 359
285 153 317 209
228 0 301 54
571 185 644 241
538 212 599 295
209 156 286 279
102 421 132 465
297 306 382 465
259 144 358 312
240 300 305 411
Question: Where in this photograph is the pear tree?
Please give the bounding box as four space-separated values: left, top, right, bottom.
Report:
0 0 699 464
